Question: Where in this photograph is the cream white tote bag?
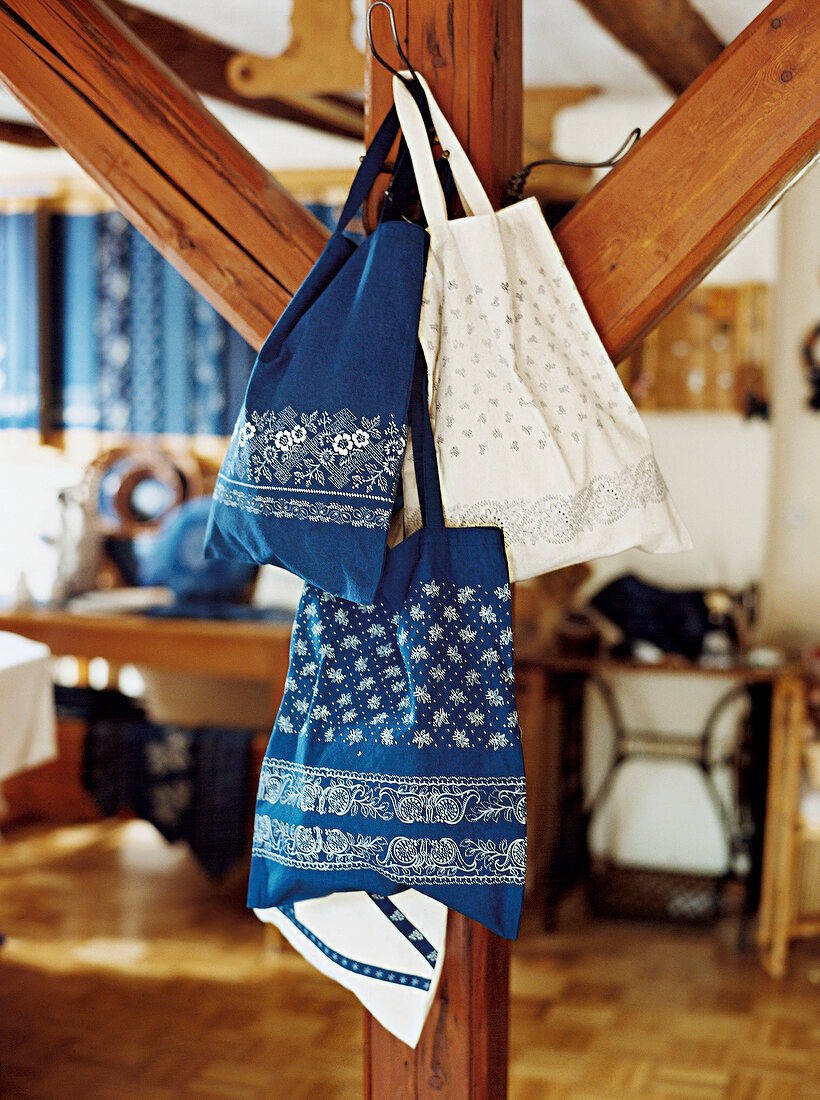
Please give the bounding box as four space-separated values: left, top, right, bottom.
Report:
393 74 691 580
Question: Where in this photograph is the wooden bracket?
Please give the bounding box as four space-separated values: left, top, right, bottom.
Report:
106 0 364 139
522 86 600 203
227 0 364 97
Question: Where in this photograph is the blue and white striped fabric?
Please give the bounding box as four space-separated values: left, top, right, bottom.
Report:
255 889 447 1047
249 354 526 1045
0 213 41 430
48 212 255 435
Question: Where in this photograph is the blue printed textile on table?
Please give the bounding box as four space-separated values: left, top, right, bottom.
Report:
83 720 253 879
248 527 527 940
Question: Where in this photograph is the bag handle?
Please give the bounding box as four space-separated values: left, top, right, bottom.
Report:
337 86 449 232
336 105 403 231
392 72 494 226
409 345 444 530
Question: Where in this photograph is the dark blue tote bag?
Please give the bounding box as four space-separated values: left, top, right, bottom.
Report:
247 353 527 940
204 107 428 604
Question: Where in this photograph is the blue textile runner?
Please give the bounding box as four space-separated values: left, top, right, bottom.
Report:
0 213 41 430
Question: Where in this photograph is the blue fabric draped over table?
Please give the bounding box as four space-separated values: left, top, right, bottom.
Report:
83 717 254 879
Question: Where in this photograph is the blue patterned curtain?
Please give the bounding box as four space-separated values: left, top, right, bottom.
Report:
50 211 257 435
2 203 340 435
0 212 41 430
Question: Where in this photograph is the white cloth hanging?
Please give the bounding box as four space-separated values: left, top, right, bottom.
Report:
393 73 692 580
255 889 447 1048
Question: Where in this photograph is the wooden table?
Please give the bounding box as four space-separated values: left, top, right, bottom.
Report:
0 606 293 713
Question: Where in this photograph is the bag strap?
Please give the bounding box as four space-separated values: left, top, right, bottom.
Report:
392 72 494 226
336 105 403 231
338 84 458 234
409 345 444 529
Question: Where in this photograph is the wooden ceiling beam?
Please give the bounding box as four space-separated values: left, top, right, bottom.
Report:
0 118 55 147
555 0 820 362
0 0 329 348
0 0 816 362
106 0 364 140
575 0 725 95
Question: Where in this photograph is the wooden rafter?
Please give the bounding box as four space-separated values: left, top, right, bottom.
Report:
575 0 725 96
0 0 816 365
554 0 820 361
106 0 364 140
0 0 329 347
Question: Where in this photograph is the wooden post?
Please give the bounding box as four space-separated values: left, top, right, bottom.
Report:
756 675 807 977
363 916 510 1099
363 4 521 1097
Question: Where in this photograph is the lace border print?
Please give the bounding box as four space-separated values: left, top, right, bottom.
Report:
215 406 406 529
406 454 672 548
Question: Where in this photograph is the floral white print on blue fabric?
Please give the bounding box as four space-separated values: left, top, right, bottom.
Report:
252 817 526 886
232 407 403 494
214 405 405 529
212 486 390 530
258 759 525 827
273 576 519 754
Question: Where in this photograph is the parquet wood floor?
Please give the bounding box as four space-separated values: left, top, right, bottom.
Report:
0 820 818 1100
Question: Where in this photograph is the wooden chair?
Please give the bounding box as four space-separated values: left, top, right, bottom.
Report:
757 675 820 977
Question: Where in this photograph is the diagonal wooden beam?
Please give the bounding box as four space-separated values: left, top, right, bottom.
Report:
105 0 364 140
554 0 820 362
0 0 329 348
575 0 725 95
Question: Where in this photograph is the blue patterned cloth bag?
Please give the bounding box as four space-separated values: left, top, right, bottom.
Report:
248 355 527 942
204 106 428 604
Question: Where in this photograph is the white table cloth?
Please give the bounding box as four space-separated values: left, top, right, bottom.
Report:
0 630 57 785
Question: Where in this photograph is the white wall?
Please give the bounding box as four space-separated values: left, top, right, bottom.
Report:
583 412 773 597
760 165 820 650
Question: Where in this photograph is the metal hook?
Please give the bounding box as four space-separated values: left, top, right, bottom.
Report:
366 1 418 87
504 127 642 205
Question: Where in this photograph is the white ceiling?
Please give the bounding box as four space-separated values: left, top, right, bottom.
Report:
0 0 771 184
91 0 769 93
